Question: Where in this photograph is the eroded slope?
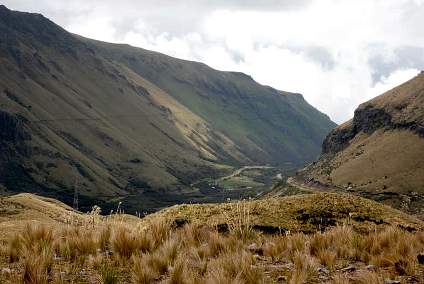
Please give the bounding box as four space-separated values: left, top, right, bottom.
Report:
298 72 424 216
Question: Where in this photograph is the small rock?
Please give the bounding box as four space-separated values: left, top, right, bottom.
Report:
268 264 289 270
366 264 376 270
172 218 189 228
384 279 400 284
1 268 11 274
417 253 424 264
277 275 287 282
247 243 263 255
317 267 330 274
248 243 258 250
341 265 356 273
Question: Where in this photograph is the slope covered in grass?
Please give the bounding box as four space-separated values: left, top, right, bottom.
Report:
1 192 422 239
90 39 336 165
145 193 424 234
0 5 335 212
298 72 424 217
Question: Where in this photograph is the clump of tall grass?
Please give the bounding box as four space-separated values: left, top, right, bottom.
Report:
132 255 156 284
99 263 120 284
289 251 317 283
112 227 140 259
98 225 111 251
206 250 264 283
22 255 49 284
2 211 423 283
222 199 256 241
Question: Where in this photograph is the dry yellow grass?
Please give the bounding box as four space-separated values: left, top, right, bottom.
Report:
1 193 424 283
0 219 422 283
142 192 424 234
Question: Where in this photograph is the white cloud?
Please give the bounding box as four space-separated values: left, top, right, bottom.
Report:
369 68 421 100
2 0 424 123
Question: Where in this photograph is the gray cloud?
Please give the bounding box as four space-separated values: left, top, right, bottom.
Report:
2 0 312 35
369 46 424 83
283 45 336 71
2 0 424 123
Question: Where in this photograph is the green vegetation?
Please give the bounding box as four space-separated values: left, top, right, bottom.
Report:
93 40 336 166
193 166 282 191
0 5 335 213
218 176 263 190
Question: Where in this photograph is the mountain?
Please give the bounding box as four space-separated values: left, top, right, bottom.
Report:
297 72 424 216
0 5 335 212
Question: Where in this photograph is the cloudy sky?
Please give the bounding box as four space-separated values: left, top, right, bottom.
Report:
4 0 424 123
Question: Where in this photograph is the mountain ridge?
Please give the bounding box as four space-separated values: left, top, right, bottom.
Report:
297 71 424 217
0 5 335 213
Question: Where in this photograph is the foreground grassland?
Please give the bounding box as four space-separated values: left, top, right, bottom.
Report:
1 193 424 283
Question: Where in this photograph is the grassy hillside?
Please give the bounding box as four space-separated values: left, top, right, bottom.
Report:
90 39 336 165
145 192 423 234
297 72 424 217
1 193 423 283
0 5 335 212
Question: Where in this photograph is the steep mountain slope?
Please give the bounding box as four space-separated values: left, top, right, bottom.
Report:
0 5 335 212
89 39 335 165
298 72 424 216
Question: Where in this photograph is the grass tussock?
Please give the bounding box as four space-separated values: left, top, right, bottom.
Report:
99 263 120 284
1 209 424 283
22 254 51 284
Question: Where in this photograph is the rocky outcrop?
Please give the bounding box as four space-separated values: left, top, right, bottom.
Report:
323 102 424 155
299 72 424 218
322 123 355 154
353 105 392 134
